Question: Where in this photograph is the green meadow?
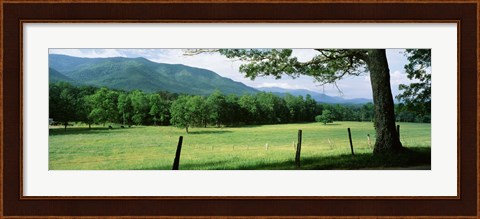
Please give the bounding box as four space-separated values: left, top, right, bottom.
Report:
49 122 431 170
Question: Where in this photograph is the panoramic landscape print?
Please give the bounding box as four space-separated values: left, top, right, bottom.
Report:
49 49 431 170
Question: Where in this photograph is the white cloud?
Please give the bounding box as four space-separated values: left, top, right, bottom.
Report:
49 49 124 58
256 82 303 90
390 70 407 86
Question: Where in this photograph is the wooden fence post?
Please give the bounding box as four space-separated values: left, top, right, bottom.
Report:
295 130 302 167
172 136 183 170
397 125 400 140
328 138 334 149
367 134 372 149
348 128 354 155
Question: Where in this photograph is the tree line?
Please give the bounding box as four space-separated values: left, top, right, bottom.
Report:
49 82 429 132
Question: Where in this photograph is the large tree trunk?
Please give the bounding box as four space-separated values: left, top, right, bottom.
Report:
366 49 403 154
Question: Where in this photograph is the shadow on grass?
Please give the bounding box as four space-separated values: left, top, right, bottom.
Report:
49 126 143 136
297 147 430 170
187 130 232 135
179 159 233 170
225 122 321 128
180 147 431 170
136 159 232 170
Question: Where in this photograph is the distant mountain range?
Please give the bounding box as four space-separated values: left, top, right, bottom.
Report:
49 54 257 96
49 54 372 104
256 87 372 104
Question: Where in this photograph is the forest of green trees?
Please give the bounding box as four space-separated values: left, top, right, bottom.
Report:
49 82 430 132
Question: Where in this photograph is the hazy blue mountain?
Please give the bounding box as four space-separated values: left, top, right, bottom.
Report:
257 87 372 104
48 54 258 95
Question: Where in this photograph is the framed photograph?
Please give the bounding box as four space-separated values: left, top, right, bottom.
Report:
2 0 478 218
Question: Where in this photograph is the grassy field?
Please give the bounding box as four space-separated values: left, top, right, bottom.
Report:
49 122 431 170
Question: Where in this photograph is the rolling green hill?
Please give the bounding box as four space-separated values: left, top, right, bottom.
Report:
49 54 258 95
49 68 77 84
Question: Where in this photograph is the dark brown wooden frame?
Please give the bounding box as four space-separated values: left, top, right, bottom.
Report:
1 0 478 218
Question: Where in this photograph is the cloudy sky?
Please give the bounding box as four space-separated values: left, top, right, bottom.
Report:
49 49 412 99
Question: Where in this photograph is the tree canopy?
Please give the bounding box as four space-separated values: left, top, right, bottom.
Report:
315 109 334 125
396 49 431 118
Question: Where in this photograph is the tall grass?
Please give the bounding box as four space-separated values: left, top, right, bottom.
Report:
49 122 431 170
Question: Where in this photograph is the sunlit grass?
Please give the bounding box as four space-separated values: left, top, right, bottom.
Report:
49 122 431 170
